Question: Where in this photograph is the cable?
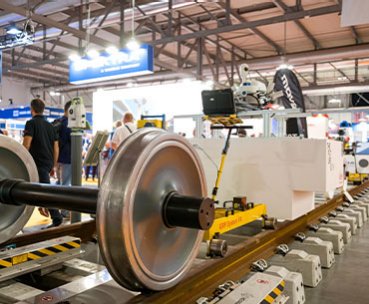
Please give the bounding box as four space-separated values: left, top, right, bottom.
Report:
192 144 218 173
131 0 135 39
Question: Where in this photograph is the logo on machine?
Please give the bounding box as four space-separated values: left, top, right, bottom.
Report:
281 74 297 109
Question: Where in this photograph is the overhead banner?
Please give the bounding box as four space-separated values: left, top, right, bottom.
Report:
273 68 308 137
69 44 154 85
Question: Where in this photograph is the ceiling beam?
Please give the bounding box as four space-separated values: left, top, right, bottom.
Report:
350 26 362 44
217 1 283 54
272 0 321 49
0 1 111 47
150 5 340 45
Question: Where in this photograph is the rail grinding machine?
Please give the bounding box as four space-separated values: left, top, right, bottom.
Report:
0 129 215 292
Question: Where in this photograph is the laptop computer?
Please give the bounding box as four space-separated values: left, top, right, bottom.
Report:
201 89 235 116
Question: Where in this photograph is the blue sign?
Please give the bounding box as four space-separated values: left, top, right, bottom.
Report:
0 51 2 85
0 106 64 119
0 106 93 126
69 44 154 85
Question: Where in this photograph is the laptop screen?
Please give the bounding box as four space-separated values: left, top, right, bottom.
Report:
202 89 235 116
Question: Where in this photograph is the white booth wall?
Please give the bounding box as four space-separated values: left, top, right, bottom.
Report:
93 81 211 134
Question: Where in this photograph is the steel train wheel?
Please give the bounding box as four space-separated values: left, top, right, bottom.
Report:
97 129 207 291
0 136 38 243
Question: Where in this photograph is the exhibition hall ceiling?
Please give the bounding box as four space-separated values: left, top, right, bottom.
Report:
0 0 367 94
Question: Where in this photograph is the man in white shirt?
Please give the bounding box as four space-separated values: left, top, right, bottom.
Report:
111 112 137 150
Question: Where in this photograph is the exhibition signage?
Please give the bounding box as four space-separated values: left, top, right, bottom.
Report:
273 68 308 137
0 106 93 126
69 44 154 85
0 106 64 119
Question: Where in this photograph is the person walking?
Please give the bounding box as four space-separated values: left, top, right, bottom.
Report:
23 98 62 228
111 112 136 150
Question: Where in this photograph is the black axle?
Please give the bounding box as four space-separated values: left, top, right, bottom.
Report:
0 179 214 230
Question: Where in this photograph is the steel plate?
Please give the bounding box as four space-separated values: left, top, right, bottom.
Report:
97 129 207 291
0 136 38 243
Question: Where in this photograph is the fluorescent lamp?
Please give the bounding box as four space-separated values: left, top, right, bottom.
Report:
126 38 140 51
87 49 100 58
277 64 294 70
7 26 22 35
205 80 214 87
50 91 61 96
328 98 341 104
106 46 119 55
69 53 80 61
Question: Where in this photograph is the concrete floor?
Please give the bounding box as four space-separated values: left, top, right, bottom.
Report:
305 221 369 304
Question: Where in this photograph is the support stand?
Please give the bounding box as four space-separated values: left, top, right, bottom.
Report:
71 130 83 223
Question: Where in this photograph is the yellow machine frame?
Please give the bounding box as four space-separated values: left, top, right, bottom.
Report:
348 173 368 184
203 204 267 241
202 115 270 242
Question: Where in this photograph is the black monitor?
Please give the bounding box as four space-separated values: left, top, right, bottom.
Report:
202 89 235 116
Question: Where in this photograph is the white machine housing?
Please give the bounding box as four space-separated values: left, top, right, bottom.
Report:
68 97 86 129
343 154 369 174
191 138 343 220
234 64 267 100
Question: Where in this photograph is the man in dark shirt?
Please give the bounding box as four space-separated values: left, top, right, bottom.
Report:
55 101 72 218
23 98 62 228
57 101 72 186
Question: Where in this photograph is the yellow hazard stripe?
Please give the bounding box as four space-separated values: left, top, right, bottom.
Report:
0 240 81 267
67 241 81 248
53 245 69 252
38 248 57 256
264 295 274 303
28 253 42 260
0 260 12 267
261 281 285 304
273 286 282 296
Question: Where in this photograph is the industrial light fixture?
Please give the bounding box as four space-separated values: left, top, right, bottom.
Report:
126 38 140 51
277 63 294 70
328 98 341 104
87 49 99 58
6 25 22 35
126 0 140 50
205 80 214 87
106 46 119 55
50 91 61 96
1 20 34 49
69 53 81 61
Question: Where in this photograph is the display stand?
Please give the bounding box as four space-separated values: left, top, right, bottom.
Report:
83 131 109 187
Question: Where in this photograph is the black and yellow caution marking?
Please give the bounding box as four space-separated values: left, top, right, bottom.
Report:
260 280 285 304
0 240 81 268
28 240 81 261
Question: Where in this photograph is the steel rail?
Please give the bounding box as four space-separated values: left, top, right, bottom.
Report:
129 181 369 303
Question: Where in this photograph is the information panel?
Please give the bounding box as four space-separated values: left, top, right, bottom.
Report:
69 44 154 85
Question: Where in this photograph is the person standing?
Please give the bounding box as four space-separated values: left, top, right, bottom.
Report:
111 112 136 150
54 101 72 217
55 101 72 186
23 98 62 228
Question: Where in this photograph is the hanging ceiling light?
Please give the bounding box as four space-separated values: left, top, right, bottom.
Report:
126 0 140 50
106 46 119 55
69 53 81 61
6 25 22 35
